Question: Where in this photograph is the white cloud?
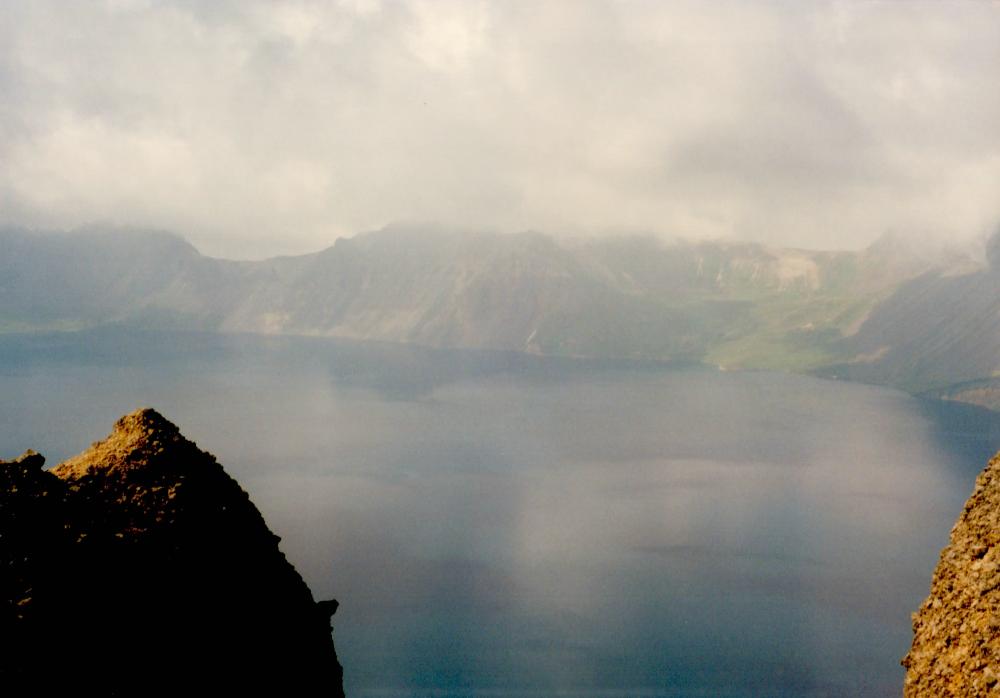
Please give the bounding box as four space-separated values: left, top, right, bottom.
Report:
0 0 998 258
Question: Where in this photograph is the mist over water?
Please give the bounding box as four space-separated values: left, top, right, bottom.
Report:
3 329 1000 696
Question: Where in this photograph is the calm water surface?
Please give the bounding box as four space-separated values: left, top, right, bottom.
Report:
3 330 1000 697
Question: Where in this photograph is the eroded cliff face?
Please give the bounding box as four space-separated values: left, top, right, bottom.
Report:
0 409 344 697
903 452 1000 696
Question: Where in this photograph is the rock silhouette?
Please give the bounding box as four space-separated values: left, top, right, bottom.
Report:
903 451 1000 696
0 409 344 697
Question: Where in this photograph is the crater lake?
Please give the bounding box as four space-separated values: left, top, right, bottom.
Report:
3 329 999 697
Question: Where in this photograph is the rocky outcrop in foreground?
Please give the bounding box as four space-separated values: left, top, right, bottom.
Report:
903 452 1000 696
0 409 344 696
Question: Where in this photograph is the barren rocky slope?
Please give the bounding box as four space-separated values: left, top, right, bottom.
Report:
0 408 344 696
903 451 1000 696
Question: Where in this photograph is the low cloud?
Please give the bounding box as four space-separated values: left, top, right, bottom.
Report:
1 0 998 258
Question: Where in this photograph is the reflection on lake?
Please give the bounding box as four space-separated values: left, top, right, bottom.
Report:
3 329 1000 696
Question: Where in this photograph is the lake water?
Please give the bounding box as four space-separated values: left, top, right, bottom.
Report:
3 329 1000 697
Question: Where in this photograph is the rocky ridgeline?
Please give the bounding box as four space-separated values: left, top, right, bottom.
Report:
0 409 344 696
904 452 1000 696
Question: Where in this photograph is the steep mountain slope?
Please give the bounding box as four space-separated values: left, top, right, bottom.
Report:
837 270 1000 390
824 236 999 394
903 450 1000 696
0 409 343 696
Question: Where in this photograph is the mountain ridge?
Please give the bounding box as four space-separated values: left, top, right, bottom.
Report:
4 223 994 405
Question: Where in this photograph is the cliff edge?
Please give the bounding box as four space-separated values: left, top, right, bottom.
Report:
0 408 344 696
903 452 1000 696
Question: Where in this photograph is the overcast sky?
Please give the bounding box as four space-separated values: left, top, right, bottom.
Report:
1 0 998 258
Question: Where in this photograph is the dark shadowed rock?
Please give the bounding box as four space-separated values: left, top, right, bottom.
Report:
0 408 344 697
903 451 1000 696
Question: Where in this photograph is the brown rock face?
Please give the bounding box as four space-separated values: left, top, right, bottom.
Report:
903 451 1000 696
0 409 344 697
